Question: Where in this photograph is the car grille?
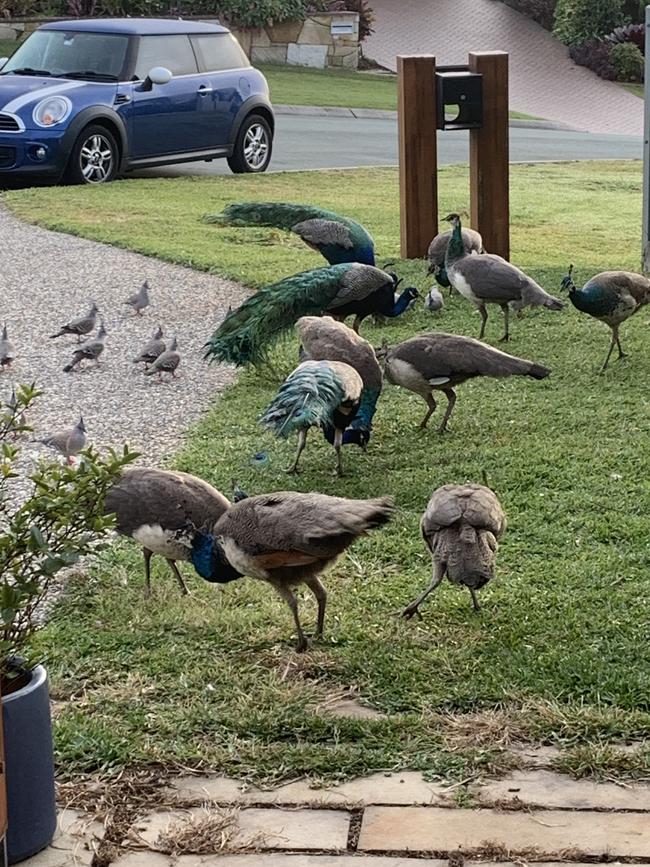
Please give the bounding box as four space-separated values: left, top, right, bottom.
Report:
0 114 20 131
0 147 16 168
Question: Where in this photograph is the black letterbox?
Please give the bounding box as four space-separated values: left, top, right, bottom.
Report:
435 70 483 131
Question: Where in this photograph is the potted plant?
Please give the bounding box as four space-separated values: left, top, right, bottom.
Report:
0 385 135 863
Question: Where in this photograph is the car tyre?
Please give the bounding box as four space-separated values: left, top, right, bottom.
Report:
227 113 272 174
65 124 119 185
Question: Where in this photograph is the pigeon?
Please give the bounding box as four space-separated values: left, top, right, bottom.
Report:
63 321 107 373
144 336 180 381
34 416 87 465
0 323 15 370
124 281 151 316
49 302 99 342
424 286 444 313
133 325 165 367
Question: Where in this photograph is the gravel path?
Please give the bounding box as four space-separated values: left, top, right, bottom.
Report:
0 205 248 490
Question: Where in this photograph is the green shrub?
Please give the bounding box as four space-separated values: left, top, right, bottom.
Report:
554 0 627 45
610 40 645 81
211 0 308 28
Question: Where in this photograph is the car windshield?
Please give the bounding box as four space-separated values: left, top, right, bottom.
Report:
1 30 128 80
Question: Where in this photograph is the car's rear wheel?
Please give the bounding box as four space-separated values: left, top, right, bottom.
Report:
227 113 272 174
65 124 119 185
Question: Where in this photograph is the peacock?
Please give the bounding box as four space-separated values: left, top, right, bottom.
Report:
104 467 231 596
193 490 394 651
401 484 506 617
260 359 363 476
297 315 383 448
561 265 650 371
382 332 550 432
428 225 483 291
445 213 563 341
205 263 419 366
202 202 376 266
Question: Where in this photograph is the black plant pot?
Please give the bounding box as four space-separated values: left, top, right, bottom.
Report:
3 665 56 864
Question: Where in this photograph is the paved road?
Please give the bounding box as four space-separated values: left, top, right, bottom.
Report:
131 115 642 179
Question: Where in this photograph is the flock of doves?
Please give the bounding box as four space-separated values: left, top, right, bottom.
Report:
0 279 181 464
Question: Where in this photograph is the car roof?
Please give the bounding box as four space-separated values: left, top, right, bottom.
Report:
38 18 230 36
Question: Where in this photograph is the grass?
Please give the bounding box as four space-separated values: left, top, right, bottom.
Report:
622 82 644 99
6 160 650 785
257 63 537 119
0 39 18 58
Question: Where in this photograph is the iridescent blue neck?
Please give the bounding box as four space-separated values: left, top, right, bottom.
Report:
350 387 380 430
320 242 375 266
190 533 243 584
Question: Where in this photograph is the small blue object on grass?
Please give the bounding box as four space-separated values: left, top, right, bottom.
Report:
252 451 269 468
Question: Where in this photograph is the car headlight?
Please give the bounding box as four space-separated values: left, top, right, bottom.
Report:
32 95 72 128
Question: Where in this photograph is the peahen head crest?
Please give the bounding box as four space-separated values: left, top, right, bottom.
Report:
560 264 577 293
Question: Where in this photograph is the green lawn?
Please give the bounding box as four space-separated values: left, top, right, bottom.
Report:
6 161 650 784
622 82 644 98
0 39 18 58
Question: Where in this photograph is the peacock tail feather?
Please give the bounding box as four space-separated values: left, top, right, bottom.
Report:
204 264 355 367
260 362 345 437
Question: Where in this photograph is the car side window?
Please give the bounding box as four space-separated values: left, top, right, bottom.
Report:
134 35 198 79
190 34 249 73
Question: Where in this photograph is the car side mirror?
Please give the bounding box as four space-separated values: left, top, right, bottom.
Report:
141 66 172 91
0 58 8 71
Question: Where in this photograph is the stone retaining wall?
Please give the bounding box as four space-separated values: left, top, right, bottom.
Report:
0 12 361 70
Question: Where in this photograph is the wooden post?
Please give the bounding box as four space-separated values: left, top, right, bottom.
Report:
469 51 510 260
397 55 438 259
642 4 650 271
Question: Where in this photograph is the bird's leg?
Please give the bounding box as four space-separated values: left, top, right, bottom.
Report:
286 429 308 475
601 329 618 372
304 576 327 639
143 548 153 598
401 561 445 620
334 427 344 477
274 583 308 652
499 303 510 343
419 392 437 429
166 558 189 596
614 325 626 360
469 588 481 612
437 389 457 434
352 315 362 334
477 304 488 340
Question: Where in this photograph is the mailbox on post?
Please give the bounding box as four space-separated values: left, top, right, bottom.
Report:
436 68 483 131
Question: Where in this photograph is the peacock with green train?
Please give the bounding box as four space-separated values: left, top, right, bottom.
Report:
203 202 377 266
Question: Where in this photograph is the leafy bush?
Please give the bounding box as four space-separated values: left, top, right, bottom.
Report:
554 0 627 45
211 0 307 28
0 386 136 694
606 23 645 54
569 38 616 79
502 0 556 31
610 40 644 81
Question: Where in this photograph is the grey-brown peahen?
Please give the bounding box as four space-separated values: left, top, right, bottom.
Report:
260 358 363 476
383 332 550 432
428 225 483 292
105 467 231 596
445 214 563 341
202 202 376 266
401 484 506 617
205 263 418 366
561 265 650 371
297 315 383 448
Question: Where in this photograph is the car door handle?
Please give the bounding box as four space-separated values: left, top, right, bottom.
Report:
198 85 213 95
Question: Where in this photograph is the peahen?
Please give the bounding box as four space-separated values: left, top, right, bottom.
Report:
260 359 363 476
297 315 383 448
445 214 563 341
205 263 419 366
105 467 231 596
194 490 394 651
561 265 650 371
382 332 550 432
202 202 376 266
401 484 506 617
428 225 483 291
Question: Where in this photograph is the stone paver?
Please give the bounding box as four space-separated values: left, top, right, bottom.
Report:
115 856 446 867
365 0 643 135
132 807 350 852
23 809 104 867
478 769 650 811
357 806 650 856
171 771 449 807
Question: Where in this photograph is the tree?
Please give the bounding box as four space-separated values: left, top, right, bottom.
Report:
554 0 627 45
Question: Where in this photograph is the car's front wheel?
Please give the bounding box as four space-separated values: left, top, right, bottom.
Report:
227 113 272 174
65 124 119 185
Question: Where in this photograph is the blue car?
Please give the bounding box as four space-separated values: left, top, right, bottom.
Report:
0 18 274 183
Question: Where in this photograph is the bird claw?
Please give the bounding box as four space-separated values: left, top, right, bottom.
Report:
399 604 422 621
